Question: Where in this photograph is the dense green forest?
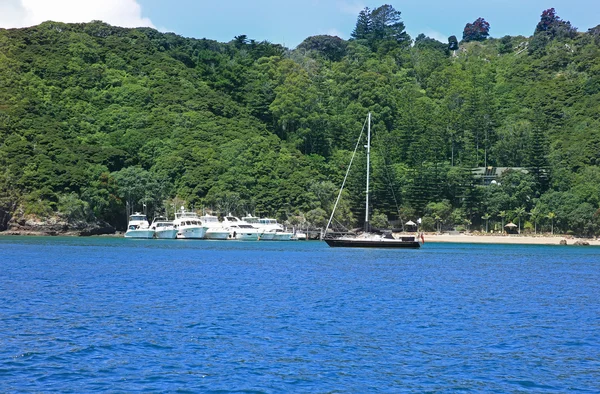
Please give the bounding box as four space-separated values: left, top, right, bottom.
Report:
1 6 600 235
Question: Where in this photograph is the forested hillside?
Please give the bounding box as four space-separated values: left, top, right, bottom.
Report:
1 6 600 235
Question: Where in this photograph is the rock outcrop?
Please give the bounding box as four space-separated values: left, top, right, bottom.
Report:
573 240 590 246
4 213 115 236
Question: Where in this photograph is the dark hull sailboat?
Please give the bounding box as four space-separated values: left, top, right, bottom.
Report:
324 236 420 248
324 113 422 249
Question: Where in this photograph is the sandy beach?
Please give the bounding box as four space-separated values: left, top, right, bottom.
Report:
422 233 600 246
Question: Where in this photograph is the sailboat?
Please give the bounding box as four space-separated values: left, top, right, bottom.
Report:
324 113 421 249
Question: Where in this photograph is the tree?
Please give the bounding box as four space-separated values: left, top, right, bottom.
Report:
499 210 507 232
305 208 328 229
351 5 410 51
531 8 577 54
482 213 491 232
534 8 576 37
233 35 248 47
546 212 556 234
448 35 459 52
370 4 411 47
351 8 372 40
462 18 490 42
514 206 526 234
426 200 452 232
414 34 447 53
112 166 166 219
371 209 389 229
296 35 348 62
498 35 513 54
529 206 542 234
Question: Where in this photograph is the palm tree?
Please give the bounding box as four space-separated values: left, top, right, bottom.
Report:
498 210 506 233
463 218 472 232
515 207 526 234
546 212 556 234
482 213 491 233
529 206 541 234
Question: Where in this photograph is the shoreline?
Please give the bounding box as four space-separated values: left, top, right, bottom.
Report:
421 233 600 246
2 230 600 246
0 231 123 237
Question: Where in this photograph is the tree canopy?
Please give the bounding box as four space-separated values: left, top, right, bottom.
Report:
462 18 491 42
1 7 600 236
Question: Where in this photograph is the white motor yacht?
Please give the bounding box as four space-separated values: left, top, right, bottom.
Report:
173 207 207 239
150 216 178 239
255 218 293 241
223 215 261 241
199 214 230 240
124 213 154 239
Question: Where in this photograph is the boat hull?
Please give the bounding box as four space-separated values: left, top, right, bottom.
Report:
259 232 275 240
294 233 307 240
205 229 230 240
176 227 207 239
236 233 260 241
272 233 293 241
124 229 155 239
229 230 260 241
324 238 420 248
154 229 178 239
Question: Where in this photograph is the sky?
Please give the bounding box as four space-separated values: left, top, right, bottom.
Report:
1 0 598 48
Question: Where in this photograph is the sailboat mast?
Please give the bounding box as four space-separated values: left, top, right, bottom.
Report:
365 112 371 232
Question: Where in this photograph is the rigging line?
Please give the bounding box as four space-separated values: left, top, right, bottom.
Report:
372 127 403 226
325 114 369 234
330 216 348 232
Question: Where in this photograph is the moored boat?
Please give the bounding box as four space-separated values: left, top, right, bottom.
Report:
324 232 420 248
124 213 154 239
173 207 207 239
324 113 422 249
199 214 230 240
255 218 293 241
293 231 307 240
262 228 293 241
223 215 261 240
150 216 178 239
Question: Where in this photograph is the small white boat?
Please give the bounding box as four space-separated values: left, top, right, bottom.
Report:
223 215 261 240
124 213 154 239
294 231 307 240
263 228 293 241
199 214 230 240
150 216 178 239
255 218 293 241
173 207 207 239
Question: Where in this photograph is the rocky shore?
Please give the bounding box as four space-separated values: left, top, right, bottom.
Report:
1 214 115 236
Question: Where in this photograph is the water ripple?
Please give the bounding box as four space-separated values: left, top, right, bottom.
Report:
1 238 599 392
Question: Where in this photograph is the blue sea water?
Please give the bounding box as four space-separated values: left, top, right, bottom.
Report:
1 237 599 393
